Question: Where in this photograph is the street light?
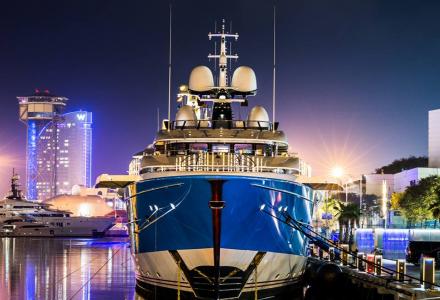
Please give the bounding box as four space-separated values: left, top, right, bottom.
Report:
331 166 344 178
330 166 363 214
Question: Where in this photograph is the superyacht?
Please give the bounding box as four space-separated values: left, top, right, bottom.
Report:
97 22 315 299
0 172 114 237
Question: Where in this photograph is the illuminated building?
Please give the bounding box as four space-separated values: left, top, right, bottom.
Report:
429 109 440 167
18 90 92 200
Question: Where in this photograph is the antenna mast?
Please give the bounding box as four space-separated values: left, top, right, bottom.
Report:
167 4 172 131
272 5 276 132
208 19 239 88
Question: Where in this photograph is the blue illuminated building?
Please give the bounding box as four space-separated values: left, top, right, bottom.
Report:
18 90 92 200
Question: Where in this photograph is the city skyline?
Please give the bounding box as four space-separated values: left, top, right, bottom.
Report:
1 0 440 196
17 90 92 200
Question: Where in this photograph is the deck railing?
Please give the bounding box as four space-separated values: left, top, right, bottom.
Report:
140 153 299 175
168 119 277 131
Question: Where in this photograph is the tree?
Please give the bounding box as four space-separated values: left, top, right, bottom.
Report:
375 156 428 174
390 192 404 210
396 176 440 227
333 201 360 245
426 177 440 228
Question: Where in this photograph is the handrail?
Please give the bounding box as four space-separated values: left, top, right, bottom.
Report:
140 153 299 175
170 120 274 131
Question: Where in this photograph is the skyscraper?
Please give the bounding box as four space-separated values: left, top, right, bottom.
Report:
18 90 92 200
429 109 440 168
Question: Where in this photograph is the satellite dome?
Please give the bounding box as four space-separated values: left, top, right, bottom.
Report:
247 105 269 128
189 66 214 93
231 66 257 93
175 105 197 128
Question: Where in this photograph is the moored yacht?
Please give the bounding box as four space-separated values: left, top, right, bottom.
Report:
98 22 315 299
0 172 114 237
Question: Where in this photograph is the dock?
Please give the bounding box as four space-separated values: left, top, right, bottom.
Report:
306 253 440 300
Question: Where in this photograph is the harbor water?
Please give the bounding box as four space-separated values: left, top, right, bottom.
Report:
0 237 142 300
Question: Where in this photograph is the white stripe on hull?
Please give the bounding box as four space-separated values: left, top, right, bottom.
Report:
134 248 307 293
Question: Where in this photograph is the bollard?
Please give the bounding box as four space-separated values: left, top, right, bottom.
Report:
329 247 335 262
318 247 324 260
309 245 315 257
374 255 382 276
421 257 435 289
341 244 349 266
357 253 365 271
396 259 406 282
366 254 375 274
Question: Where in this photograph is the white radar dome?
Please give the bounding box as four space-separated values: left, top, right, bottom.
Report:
189 66 214 92
247 105 269 128
175 105 197 127
231 66 257 93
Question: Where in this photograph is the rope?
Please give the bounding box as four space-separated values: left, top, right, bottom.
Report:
177 259 181 300
254 262 258 300
260 205 440 288
68 247 121 300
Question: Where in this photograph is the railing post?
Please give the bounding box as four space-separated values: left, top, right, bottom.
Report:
341 244 349 266
421 257 435 289
366 254 375 273
329 247 335 262
357 252 365 271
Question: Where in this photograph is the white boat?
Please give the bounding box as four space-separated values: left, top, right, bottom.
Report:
0 172 114 237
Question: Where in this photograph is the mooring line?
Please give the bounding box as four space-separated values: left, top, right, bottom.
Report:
68 247 122 300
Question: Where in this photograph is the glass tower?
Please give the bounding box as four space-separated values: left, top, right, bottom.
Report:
18 90 92 200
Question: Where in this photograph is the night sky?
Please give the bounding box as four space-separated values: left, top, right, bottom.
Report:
1 0 440 195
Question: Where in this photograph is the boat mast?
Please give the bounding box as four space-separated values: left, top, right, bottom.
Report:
167 4 172 131
272 5 277 132
208 19 239 88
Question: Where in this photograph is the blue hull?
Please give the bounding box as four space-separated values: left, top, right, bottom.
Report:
127 174 313 298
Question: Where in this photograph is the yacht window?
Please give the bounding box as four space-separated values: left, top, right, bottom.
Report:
234 144 253 154
154 142 165 154
212 144 230 153
168 143 187 155
255 144 273 156
189 144 208 153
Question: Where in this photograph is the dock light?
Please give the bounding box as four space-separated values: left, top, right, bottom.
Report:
78 203 91 217
170 203 175 209
357 252 365 271
179 85 188 92
149 205 153 211
154 205 158 211
374 255 382 276
259 204 265 211
278 206 282 212
366 254 375 273
421 257 435 289
396 259 406 282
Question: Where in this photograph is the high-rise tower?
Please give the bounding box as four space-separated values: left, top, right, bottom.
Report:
429 109 440 168
18 90 92 200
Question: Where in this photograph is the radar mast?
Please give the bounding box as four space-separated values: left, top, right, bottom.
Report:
208 19 239 88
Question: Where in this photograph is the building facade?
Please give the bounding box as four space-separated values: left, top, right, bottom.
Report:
429 109 440 168
18 90 92 200
393 167 440 193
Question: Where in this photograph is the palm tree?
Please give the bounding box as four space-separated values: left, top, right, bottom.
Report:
333 201 360 245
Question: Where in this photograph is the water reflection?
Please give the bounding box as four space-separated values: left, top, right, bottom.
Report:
0 238 143 300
